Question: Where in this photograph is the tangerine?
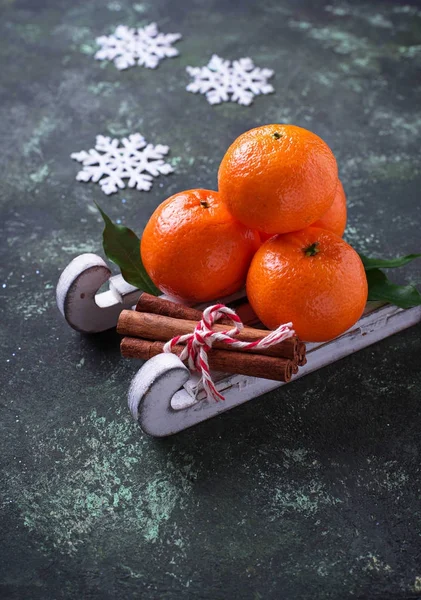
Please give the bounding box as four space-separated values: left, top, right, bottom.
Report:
218 124 338 234
311 179 347 237
258 179 347 244
246 227 367 342
141 189 260 303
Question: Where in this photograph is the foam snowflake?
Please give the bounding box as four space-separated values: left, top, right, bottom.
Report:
186 54 275 106
71 134 174 195
95 23 182 70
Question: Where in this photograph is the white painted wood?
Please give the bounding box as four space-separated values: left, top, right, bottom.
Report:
56 253 141 332
128 354 192 437
56 255 250 332
56 254 421 436
132 303 421 437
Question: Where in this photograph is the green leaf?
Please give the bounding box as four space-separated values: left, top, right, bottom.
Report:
359 253 421 271
366 268 421 308
96 203 160 295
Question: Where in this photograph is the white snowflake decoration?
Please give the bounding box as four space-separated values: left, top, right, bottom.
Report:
186 54 275 106
71 134 174 195
95 23 182 70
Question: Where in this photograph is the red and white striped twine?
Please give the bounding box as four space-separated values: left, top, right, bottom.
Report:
163 303 295 402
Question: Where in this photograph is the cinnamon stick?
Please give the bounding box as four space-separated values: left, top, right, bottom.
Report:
136 293 203 321
121 337 294 383
117 310 298 359
136 293 259 326
230 301 259 326
297 342 307 366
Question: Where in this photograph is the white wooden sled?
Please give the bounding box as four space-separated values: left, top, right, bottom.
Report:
57 253 421 437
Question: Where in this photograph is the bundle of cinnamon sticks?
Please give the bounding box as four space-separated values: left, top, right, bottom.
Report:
117 293 306 383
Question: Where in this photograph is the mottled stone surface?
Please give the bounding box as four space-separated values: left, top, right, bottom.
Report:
1 0 421 598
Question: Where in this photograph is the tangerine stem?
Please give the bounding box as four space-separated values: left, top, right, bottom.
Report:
304 242 320 257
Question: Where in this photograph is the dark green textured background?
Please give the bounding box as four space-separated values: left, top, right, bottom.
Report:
1 0 421 598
